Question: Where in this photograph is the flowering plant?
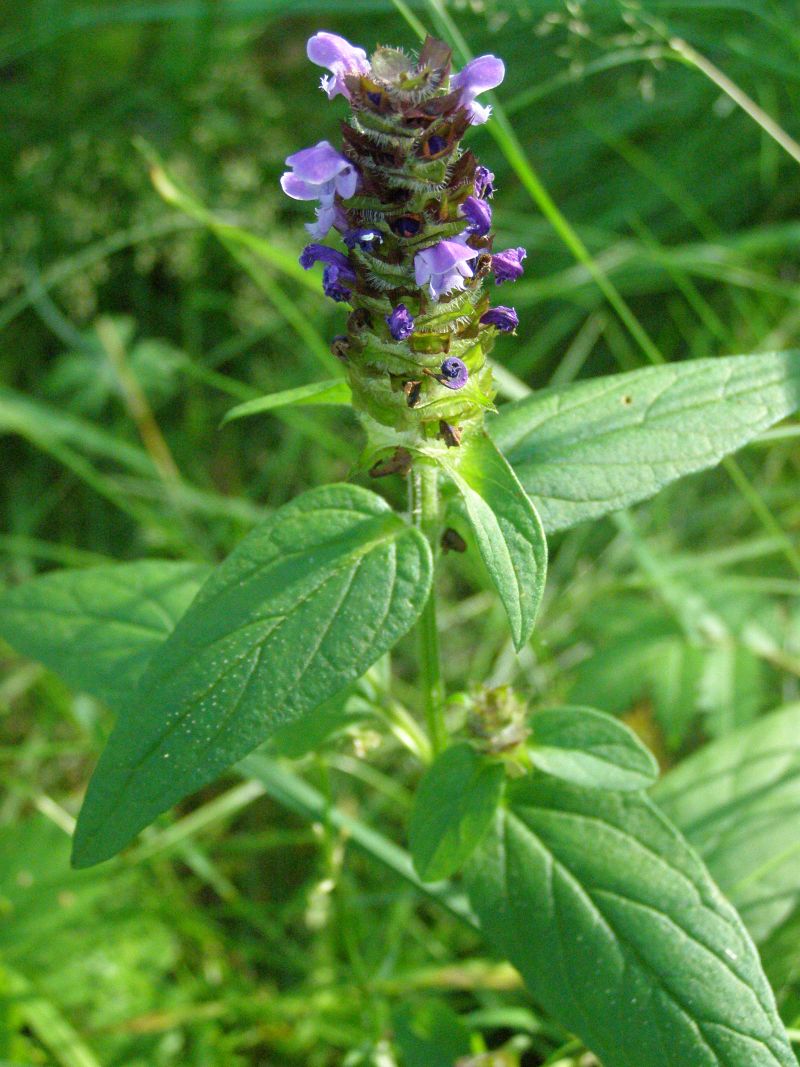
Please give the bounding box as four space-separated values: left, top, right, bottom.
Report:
2 27 800 1067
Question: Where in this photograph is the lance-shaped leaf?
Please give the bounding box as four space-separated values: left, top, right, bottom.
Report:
0 561 210 707
440 431 547 650
654 703 800 944
72 484 432 868
466 775 797 1067
489 352 800 533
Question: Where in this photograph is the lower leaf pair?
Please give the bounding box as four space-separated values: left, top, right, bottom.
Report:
409 705 795 1067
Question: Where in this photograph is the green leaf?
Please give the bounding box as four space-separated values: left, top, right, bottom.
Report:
71 484 432 868
440 431 547 650
0 558 365 764
528 705 659 791
466 775 797 1067
221 378 352 426
0 561 210 707
409 743 505 882
489 352 800 533
654 703 800 944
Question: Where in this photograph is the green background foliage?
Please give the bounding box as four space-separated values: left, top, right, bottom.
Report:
2 1 800 1064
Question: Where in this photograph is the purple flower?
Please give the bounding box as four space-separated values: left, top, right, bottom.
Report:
280 141 358 203
300 243 352 272
305 201 348 240
414 239 481 300
343 227 383 251
437 357 469 390
451 55 505 126
474 166 495 199
480 305 518 332
307 31 370 101
492 247 526 284
386 304 414 341
322 263 354 302
461 195 492 236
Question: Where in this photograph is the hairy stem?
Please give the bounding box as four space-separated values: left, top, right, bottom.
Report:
409 463 448 755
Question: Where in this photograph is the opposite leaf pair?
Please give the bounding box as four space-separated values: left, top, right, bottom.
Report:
408 705 657 882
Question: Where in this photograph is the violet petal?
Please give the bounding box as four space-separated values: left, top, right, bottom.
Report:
343 227 383 250
438 357 469 390
492 247 527 284
462 195 492 236
414 239 481 299
322 263 353 302
307 31 370 100
386 304 415 341
299 244 352 272
480 305 518 332
285 140 352 184
474 166 495 199
451 55 505 125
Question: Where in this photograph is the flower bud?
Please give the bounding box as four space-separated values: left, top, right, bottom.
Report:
480 305 518 332
492 247 527 284
386 304 415 341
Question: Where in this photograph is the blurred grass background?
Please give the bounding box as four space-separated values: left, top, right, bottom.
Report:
1 1 800 1064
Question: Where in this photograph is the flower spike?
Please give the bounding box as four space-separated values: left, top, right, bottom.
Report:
281 34 521 452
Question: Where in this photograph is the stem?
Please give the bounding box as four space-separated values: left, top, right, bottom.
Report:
409 464 448 755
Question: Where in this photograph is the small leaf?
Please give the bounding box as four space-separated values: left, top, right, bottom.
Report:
654 702 800 944
409 743 505 882
466 775 797 1067
221 378 352 426
440 431 547 650
72 484 432 868
0 561 210 707
529 705 659 791
490 352 800 533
